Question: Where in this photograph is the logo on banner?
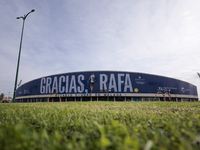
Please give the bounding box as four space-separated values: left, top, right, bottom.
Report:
135 76 145 84
157 87 177 91
181 87 190 93
134 88 139 92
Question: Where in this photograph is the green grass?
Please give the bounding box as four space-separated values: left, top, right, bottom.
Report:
0 101 200 150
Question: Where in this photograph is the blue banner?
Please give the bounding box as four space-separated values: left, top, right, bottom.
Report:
16 71 198 97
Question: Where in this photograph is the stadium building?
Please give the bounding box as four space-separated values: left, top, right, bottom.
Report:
16 71 198 102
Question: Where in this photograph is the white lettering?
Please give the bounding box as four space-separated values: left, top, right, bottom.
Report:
52 77 58 93
77 75 84 93
69 75 77 93
100 74 107 91
118 74 124 92
59 76 65 93
40 78 46 94
124 74 133 92
46 77 52 93
109 74 117 92
65 76 69 93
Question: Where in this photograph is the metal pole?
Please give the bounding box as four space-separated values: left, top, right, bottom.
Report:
13 19 25 103
13 10 35 103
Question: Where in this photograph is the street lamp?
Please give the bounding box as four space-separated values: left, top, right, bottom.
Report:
13 9 35 103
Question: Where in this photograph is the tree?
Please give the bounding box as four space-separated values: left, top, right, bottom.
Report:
197 72 200 78
0 93 4 102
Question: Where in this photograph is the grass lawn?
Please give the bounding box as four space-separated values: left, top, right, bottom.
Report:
0 101 200 150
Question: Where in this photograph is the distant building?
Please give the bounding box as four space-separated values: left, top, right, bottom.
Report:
1 97 12 103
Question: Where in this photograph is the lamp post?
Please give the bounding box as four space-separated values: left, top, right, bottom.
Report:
13 9 35 103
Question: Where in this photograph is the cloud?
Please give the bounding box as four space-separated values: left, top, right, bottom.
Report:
181 11 190 16
0 0 200 97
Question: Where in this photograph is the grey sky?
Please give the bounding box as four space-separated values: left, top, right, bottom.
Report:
0 0 199 98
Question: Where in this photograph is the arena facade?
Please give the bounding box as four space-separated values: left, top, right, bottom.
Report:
16 71 198 102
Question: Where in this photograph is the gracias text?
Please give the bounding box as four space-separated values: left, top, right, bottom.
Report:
40 73 133 94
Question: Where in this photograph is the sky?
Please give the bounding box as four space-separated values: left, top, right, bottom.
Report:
0 0 200 98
